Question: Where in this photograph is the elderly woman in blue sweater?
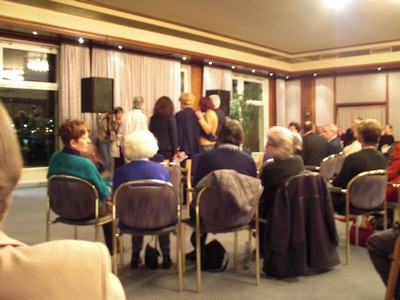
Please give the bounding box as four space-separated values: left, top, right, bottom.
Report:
47 118 113 252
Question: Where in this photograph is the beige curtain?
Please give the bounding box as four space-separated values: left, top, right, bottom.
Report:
202 66 232 96
60 44 180 136
336 105 386 130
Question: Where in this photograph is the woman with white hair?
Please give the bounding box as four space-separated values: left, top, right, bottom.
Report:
112 130 173 269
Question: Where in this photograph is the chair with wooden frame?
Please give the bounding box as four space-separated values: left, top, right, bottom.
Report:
112 179 182 291
330 169 388 265
46 174 114 242
181 169 263 292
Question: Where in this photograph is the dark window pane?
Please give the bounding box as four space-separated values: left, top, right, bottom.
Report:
3 48 56 83
0 88 56 167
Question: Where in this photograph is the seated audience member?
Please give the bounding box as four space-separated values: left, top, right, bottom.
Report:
387 142 400 204
0 104 125 300
331 119 387 214
288 121 301 133
112 130 173 269
47 118 114 253
366 227 400 300
321 123 343 155
378 124 395 153
342 117 363 155
300 121 330 166
259 127 305 252
186 119 257 258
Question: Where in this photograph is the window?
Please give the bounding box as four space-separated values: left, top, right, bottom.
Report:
0 41 58 167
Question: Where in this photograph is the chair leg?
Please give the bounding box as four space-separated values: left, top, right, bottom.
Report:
195 227 201 292
120 234 124 273
182 223 186 273
255 209 260 285
176 226 183 292
385 235 400 300
346 217 350 265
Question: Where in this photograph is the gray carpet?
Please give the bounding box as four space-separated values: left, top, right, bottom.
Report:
2 186 386 299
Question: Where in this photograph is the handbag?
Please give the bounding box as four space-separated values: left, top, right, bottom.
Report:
201 239 229 272
349 216 374 247
145 236 160 269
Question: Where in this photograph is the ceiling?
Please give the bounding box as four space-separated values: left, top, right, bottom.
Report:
89 0 400 55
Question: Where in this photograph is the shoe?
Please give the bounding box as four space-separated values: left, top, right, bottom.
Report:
185 250 196 261
130 253 142 269
162 255 173 269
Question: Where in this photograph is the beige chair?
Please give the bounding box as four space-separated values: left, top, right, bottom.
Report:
330 169 388 264
47 174 114 242
112 179 182 291
319 152 345 182
182 169 263 292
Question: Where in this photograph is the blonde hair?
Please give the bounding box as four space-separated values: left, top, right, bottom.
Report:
0 104 22 223
179 93 195 108
123 130 159 161
133 96 144 109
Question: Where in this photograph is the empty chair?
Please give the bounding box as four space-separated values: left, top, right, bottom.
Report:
264 171 340 278
182 169 263 292
47 174 114 243
112 179 182 291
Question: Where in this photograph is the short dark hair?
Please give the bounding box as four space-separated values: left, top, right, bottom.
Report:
114 106 123 114
288 121 301 132
153 96 174 116
58 118 89 146
218 119 244 146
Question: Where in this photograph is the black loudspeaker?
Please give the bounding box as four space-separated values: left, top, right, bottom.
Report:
81 77 114 113
206 89 230 117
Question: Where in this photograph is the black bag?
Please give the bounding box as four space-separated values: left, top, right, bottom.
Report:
145 238 160 269
201 239 229 272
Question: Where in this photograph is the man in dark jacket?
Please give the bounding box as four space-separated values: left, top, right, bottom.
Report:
300 121 330 166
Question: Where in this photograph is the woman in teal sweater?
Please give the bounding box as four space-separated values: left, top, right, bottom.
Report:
47 118 113 252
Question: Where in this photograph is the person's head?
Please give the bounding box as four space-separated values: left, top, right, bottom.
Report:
265 126 301 159
58 119 91 153
209 94 221 109
218 119 244 146
288 121 301 133
133 96 144 109
199 96 215 112
153 96 174 116
0 103 23 223
351 117 363 137
179 93 195 109
123 130 159 161
357 119 382 146
302 121 314 133
114 106 124 121
321 124 338 141
384 124 393 135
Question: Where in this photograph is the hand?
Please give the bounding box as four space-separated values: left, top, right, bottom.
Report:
195 111 203 119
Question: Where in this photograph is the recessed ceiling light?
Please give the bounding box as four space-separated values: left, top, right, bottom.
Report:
32 31 38 35
269 73 274 76
78 37 84 44
286 76 290 79
208 61 213 65
118 45 123 50
252 69 256 73
313 73 318 77
182 56 187 61
377 67 382 71
231 66 236 69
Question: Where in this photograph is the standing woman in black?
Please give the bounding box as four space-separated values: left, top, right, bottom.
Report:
149 96 178 161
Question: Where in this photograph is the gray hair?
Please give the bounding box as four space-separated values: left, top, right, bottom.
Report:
267 126 301 159
323 123 338 134
133 96 144 109
123 130 159 161
209 94 221 109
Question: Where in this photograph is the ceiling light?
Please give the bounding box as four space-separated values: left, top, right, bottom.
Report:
252 69 256 73
323 0 351 10
208 61 213 65
269 73 274 76
32 31 38 35
78 37 84 44
118 45 123 50
286 76 290 79
377 67 382 71
27 53 49 72
182 56 187 61
313 73 318 77
231 66 235 69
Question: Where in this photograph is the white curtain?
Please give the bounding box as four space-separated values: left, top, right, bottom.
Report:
336 105 386 130
60 44 181 135
202 66 232 96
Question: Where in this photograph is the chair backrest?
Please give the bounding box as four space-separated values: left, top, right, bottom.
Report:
194 170 263 232
48 175 98 220
113 179 178 229
347 169 387 210
166 164 182 197
319 152 345 181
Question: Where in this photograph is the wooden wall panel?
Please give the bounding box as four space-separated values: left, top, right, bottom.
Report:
300 78 315 125
269 78 276 127
191 64 203 111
